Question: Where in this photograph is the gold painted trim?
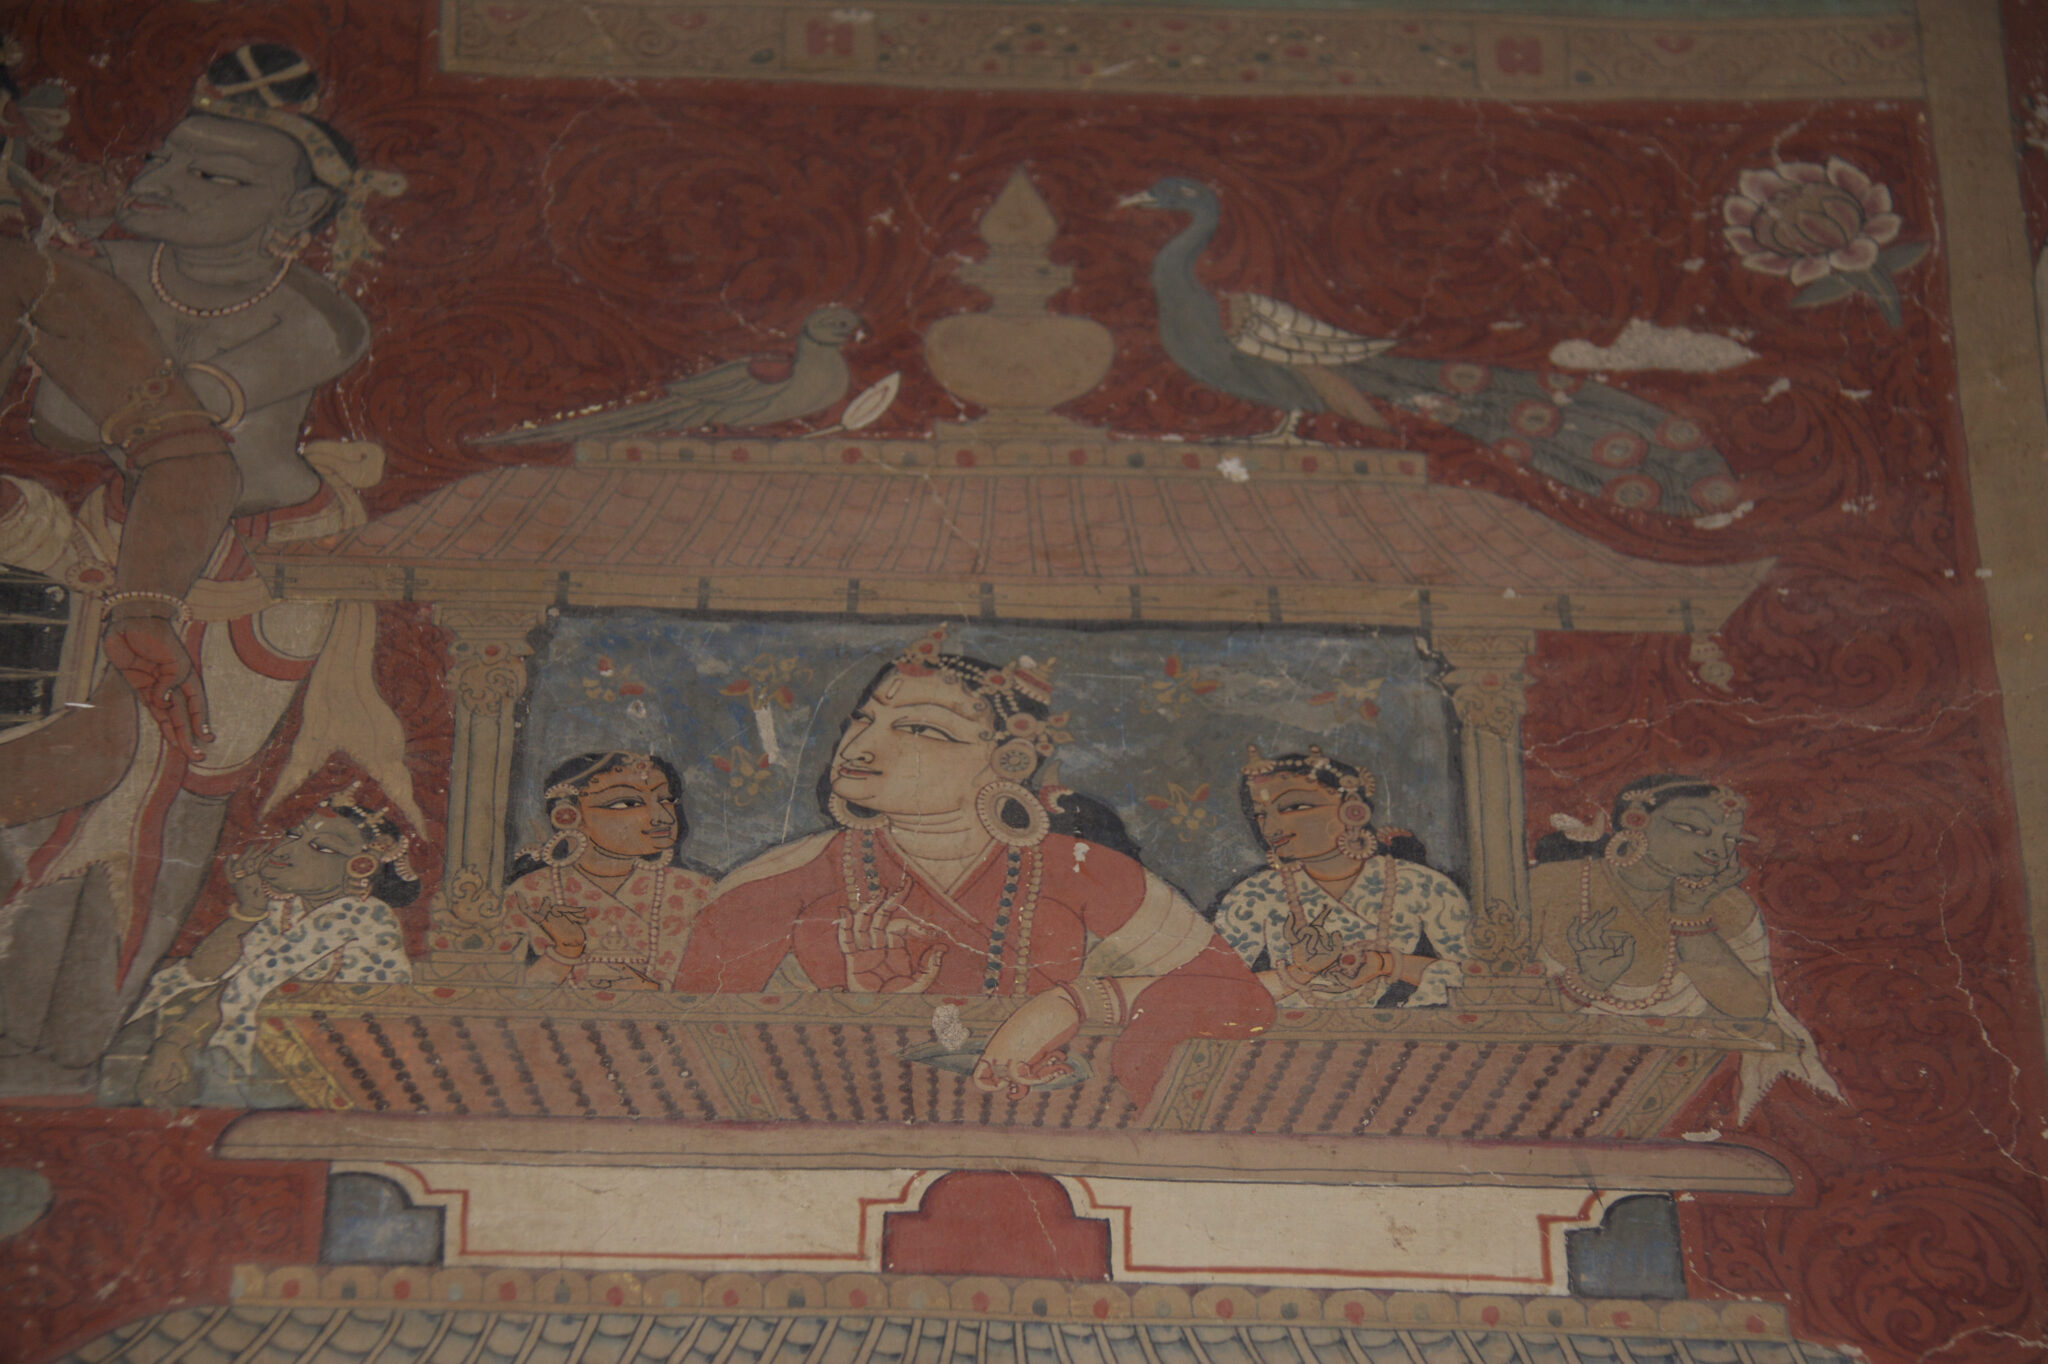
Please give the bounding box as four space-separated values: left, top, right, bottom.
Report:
1917 2 2048 1051
439 1 1922 101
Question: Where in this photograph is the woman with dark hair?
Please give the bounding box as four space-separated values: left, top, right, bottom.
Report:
502 752 711 990
1216 747 1470 1007
1531 774 1840 1118
675 627 1273 1106
126 784 417 1106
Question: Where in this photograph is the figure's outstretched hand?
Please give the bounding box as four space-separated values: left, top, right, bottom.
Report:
836 886 946 993
1566 907 1636 990
973 989 1080 1100
104 616 211 760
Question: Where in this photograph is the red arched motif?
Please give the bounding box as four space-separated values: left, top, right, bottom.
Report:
882 1172 1111 1280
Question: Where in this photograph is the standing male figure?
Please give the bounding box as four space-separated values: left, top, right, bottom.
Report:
0 43 409 1091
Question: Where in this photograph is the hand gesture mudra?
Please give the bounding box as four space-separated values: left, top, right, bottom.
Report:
534 901 588 954
836 885 946 993
104 616 212 760
225 839 277 912
1567 907 1637 990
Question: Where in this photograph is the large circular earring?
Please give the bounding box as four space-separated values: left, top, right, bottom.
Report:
828 792 889 830
1603 832 1645 869
976 779 1050 848
1336 822 1379 862
345 853 379 895
543 829 588 867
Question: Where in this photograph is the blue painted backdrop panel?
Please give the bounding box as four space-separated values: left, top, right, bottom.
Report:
512 616 1465 911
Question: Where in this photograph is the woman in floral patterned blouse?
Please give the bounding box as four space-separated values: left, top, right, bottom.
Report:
130 787 416 1106
502 752 712 990
1216 747 1470 1008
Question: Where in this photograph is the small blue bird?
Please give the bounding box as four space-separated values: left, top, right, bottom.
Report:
1121 176 1742 518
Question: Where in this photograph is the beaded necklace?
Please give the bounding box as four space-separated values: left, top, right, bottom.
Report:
1276 856 1396 956
150 242 293 319
842 829 1041 994
1558 860 1713 1012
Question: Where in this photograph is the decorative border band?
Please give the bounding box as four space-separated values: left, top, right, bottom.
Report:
228 1264 1797 1339
441 2 1923 100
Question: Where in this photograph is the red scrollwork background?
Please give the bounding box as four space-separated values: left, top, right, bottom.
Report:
0 3 2042 1362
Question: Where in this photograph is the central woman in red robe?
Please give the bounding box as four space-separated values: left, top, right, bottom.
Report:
674 627 1273 1107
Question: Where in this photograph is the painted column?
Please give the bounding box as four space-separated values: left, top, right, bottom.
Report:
424 603 546 980
1434 630 1536 957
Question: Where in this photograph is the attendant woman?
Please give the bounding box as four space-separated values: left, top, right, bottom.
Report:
1530 773 1841 1117
503 752 712 990
1216 747 1470 1007
129 787 416 1106
674 627 1273 1105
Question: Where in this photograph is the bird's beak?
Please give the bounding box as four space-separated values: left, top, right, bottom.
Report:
1116 191 1157 210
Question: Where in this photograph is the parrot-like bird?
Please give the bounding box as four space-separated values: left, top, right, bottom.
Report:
1120 177 1742 518
483 306 860 445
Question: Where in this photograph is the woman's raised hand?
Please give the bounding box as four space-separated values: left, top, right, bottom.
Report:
836 885 946 993
225 839 277 913
1566 907 1636 989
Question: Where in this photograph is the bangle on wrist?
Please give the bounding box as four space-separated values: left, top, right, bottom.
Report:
102 590 191 630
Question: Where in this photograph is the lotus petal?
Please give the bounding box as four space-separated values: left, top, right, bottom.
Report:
1738 168 1793 202
1788 255 1832 285
1861 183 1893 217
1863 213 1902 245
1781 161 1828 184
1828 238 1880 272
1723 196 1759 228
1826 157 1873 197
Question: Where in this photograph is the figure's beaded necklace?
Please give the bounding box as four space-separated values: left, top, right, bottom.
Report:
1277 856 1396 957
843 829 1041 995
150 242 293 319
1558 860 1714 1012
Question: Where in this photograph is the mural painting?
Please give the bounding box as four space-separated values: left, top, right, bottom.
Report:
0 3 2044 1364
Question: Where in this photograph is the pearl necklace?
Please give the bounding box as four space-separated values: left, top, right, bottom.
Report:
1558 860 1712 1012
149 242 293 319
1275 856 1397 993
842 830 1041 995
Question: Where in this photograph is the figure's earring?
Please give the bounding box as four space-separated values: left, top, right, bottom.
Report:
1336 798 1377 861
991 741 1037 780
1606 805 1649 869
345 853 379 895
1603 833 1646 869
263 226 310 261
544 800 588 866
828 792 889 830
976 779 1050 848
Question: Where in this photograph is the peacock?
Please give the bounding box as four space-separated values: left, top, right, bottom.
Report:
1120 176 1742 518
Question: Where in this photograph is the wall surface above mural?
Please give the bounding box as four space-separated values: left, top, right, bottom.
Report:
0 2 2044 1364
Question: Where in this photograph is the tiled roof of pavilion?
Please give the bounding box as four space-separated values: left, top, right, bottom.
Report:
269 441 1772 633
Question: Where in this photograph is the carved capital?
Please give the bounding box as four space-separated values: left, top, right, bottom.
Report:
436 605 547 717
433 864 506 929
1449 677 1529 739
1466 896 1536 975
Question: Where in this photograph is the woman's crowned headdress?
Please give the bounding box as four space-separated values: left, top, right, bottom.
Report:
890 625 1072 757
